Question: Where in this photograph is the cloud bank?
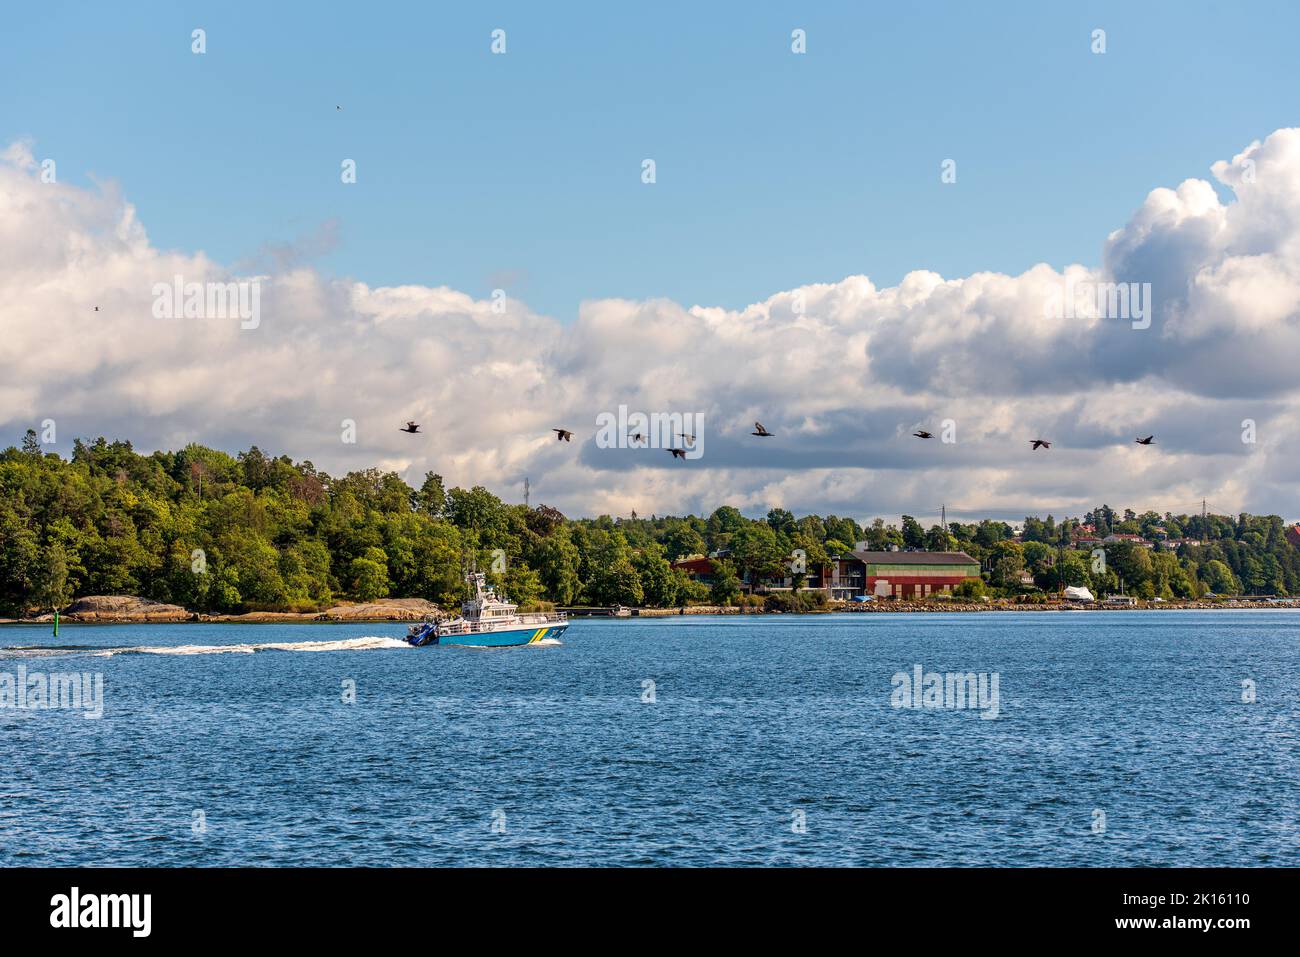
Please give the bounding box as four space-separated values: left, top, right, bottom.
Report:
3 131 1299 522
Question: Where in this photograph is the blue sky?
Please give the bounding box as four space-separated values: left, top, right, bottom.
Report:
5 0 1299 320
5 2 1300 521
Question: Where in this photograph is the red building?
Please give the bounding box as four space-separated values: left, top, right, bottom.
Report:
1287 524 1300 548
853 551 981 599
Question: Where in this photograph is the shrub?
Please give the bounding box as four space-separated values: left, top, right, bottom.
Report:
762 590 829 613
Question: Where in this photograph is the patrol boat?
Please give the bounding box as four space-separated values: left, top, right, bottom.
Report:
405 571 569 647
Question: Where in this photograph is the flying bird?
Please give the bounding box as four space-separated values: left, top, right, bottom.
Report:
1135 435 1155 445
629 432 645 444
752 422 773 437
552 429 573 442
913 430 933 439
399 421 421 433
667 448 687 460
1030 439 1051 451
677 432 696 445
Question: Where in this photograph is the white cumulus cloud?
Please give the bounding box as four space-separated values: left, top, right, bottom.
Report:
3 129 1300 522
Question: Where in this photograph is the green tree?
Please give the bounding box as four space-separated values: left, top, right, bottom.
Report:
416 472 447 517
1200 560 1237 595
901 515 925 549
661 520 706 560
728 522 785 591
36 541 72 611
632 544 679 607
347 547 391 601
709 559 742 606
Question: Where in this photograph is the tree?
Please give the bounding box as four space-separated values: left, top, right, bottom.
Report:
527 532 581 606
709 559 742 606
21 429 41 457
347 547 391 601
728 522 785 590
36 541 71 611
581 530 643 606
503 562 544 607
1044 553 1088 590
632 544 679 607
901 515 925 549
1109 541 1153 593
924 525 956 552
1200 560 1237 595
661 520 706 561
824 538 851 556
989 541 1025 590
766 507 796 536
416 472 447 517
1021 541 1054 574
445 486 509 541
705 506 746 551
588 559 643 606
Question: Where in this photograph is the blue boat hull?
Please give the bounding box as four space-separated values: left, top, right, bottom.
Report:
407 620 569 647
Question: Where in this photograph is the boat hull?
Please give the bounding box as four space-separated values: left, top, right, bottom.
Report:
410 620 569 648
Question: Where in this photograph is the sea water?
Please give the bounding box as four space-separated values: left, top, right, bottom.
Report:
1 612 1295 866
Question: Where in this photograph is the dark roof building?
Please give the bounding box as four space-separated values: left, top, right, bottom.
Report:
850 550 981 599
850 550 979 565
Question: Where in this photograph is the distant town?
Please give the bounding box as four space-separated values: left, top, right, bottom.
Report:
670 514 1300 609
2 435 1299 619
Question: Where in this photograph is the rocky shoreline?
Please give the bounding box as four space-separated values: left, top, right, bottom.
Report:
1 594 1293 625
0 595 445 625
633 599 1294 615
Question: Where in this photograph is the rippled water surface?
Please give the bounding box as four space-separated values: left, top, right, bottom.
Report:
1 612 1296 866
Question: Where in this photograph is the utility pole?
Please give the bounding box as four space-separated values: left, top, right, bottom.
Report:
941 504 946 531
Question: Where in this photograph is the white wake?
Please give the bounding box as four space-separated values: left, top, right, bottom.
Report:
90 636 410 657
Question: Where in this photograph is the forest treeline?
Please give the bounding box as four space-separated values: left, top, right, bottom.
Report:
1 433 1297 615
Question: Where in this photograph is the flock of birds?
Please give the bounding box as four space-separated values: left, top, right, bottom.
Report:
912 430 1154 451
398 420 1157 455
552 423 774 458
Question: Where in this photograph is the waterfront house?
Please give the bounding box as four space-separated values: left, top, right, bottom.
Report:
670 551 798 594
806 555 865 600
671 554 721 587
